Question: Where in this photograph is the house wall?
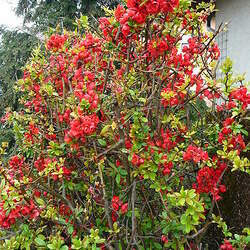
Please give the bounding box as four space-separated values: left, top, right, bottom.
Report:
216 0 250 80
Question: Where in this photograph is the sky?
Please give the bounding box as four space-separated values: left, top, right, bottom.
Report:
0 0 23 29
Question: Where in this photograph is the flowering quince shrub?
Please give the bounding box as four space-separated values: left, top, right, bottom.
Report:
0 0 250 249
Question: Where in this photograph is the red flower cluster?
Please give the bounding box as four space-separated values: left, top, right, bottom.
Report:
218 118 246 153
217 86 250 111
148 38 169 57
34 157 71 181
200 88 221 100
34 157 46 172
182 37 202 56
114 0 179 37
154 128 182 151
8 155 25 180
0 200 39 228
161 87 185 107
99 17 115 40
9 155 24 171
193 162 227 200
65 113 99 144
230 86 250 110
162 161 173 176
127 0 179 15
58 109 71 124
59 203 72 217
111 196 128 222
208 43 220 60
0 112 10 123
24 83 44 113
183 145 208 163
125 138 132 149
131 153 145 166
216 101 236 112
24 123 40 143
72 34 101 66
74 71 99 110
47 34 68 51
220 240 235 250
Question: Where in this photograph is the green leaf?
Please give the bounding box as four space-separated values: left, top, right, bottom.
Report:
153 242 162 249
68 226 74 235
0 178 5 189
193 213 199 222
180 214 187 225
241 129 248 136
60 246 69 250
96 239 105 244
35 197 45 206
98 139 107 147
186 207 195 215
234 234 240 241
185 223 191 233
188 190 196 199
72 238 82 249
119 168 127 176
100 125 111 137
178 198 185 206
149 172 156 181
186 198 193 206
80 15 89 28
116 174 121 184
35 237 46 246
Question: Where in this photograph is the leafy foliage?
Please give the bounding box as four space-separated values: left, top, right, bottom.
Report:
0 0 249 249
0 28 38 150
16 0 120 31
0 28 38 114
0 0 120 152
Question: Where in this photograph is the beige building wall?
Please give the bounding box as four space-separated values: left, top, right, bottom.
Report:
216 0 250 81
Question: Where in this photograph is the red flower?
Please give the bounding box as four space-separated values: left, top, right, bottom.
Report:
122 25 130 37
125 139 132 149
183 145 208 163
220 239 235 250
112 202 120 211
131 154 139 166
112 196 120 204
34 190 41 197
146 1 160 14
194 163 227 200
121 203 128 214
47 34 68 51
161 235 168 243
112 196 120 211
230 87 250 109
115 5 126 21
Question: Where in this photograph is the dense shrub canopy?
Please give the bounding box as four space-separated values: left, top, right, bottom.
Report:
0 0 249 249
